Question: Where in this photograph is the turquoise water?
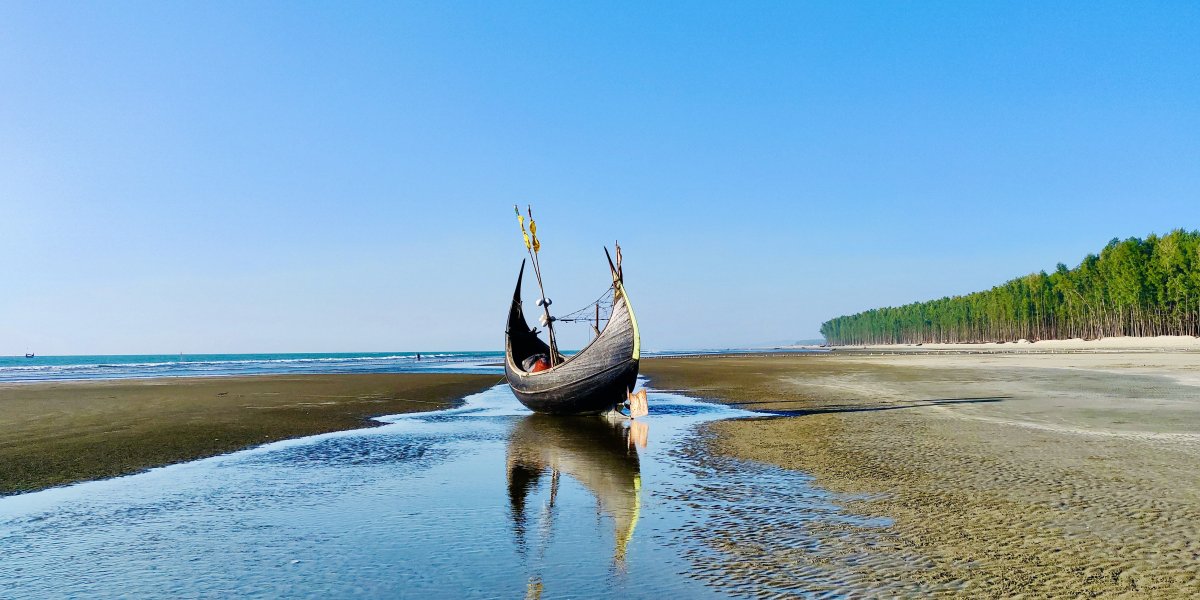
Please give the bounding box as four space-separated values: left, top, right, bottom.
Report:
0 352 505 382
0 349 822 383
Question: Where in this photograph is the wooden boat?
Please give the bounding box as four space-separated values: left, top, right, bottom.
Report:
504 253 641 415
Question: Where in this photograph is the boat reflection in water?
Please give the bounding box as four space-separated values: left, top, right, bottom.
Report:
506 413 648 595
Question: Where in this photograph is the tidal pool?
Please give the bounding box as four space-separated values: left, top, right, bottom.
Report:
0 384 887 598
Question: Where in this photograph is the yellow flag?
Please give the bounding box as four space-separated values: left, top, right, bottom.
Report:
530 220 541 252
515 206 530 250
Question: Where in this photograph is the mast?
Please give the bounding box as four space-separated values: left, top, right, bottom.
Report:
516 205 560 365
538 286 560 366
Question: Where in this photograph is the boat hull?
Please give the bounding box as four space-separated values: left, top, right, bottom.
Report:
505 357 639 415
504 260 641 415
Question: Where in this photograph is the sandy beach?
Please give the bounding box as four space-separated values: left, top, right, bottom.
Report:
0 373 497 495
7 351 1199 595
811 334 1200 353
644 351 1200 596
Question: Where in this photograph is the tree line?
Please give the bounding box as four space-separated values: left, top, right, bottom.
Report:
820 229 1200 345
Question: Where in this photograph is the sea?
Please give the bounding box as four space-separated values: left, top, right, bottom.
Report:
0 348 817 383
0 352 504 383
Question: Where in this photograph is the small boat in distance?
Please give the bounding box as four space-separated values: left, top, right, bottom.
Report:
503 207 641 415
24 352 34 358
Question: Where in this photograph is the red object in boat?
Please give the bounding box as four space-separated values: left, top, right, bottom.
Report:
529 358 550 373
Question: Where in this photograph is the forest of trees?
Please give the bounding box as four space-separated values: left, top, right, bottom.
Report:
820 230 1200 345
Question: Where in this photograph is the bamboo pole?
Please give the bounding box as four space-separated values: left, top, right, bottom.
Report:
525 206 559 366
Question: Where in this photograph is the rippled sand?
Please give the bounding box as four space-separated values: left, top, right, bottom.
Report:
645 352 1200 597
0 373 497 494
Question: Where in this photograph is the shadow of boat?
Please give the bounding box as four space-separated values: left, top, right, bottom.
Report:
506 414 644 564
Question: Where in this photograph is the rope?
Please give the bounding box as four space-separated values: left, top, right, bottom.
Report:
554 285 616 324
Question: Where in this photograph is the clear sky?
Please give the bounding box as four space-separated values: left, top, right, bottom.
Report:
3 2 1198 354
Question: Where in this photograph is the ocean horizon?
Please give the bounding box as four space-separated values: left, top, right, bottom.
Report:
0 348 819 383
0 352 505 383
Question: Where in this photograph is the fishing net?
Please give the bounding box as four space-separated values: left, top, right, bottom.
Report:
554 285 617 334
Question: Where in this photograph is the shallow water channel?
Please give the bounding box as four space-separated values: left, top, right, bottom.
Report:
0 383 888 598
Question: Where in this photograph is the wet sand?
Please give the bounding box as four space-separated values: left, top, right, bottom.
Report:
828 334 1200 352
644 352 1200 596
0 373 497 495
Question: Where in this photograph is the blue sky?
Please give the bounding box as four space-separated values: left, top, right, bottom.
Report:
3 2 1198 354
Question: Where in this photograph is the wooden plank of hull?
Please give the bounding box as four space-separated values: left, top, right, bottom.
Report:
505 262 641 415
506 357 639 415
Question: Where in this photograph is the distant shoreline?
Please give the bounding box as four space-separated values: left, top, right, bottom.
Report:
806 334 1200 353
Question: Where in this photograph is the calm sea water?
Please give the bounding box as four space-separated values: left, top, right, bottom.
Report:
0 349 821 383
0 352 505 383
0 383 885 598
